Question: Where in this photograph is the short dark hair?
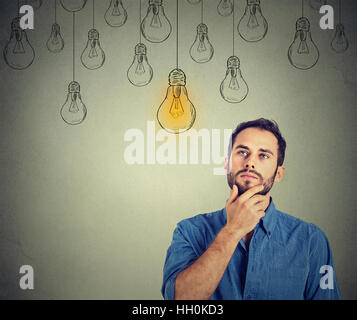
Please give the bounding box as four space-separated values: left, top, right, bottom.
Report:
228 118 287 167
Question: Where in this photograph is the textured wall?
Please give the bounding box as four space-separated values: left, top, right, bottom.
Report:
0 0 356 299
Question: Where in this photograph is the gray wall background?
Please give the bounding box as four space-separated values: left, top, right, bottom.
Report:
0 0 356 299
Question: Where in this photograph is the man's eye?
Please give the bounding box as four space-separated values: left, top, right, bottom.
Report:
260 154 269 159
238 150 247 156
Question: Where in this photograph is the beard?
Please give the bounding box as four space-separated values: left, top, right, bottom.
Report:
227 166 278 196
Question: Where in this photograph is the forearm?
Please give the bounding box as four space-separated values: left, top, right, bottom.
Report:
174 226 243 300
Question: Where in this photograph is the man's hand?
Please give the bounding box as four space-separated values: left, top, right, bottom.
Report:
225 184 270 238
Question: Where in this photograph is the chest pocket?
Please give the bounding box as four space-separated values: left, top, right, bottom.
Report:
265 240 308 299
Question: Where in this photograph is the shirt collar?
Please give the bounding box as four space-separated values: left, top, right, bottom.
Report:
223 197 277 239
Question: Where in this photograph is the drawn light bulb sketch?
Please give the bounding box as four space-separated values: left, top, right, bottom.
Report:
238 0 268 42
309 0 327 10
47 23 64 53
217 0 233 16
61 81 87 125
60 0 87 12
220 56 248 103
190 23 214 63
105 0 127 27
127 43 153 87
288 17 319 70
141 0 172 43
3 17 35 70
187 0 201 4
331 0 348 53
157 69 196 134
331 23 348 53
81 29 105 70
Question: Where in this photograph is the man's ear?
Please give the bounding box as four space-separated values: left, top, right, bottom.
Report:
224 157 229 174
274 166 285 183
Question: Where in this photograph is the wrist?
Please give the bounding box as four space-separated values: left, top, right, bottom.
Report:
221 225 244 243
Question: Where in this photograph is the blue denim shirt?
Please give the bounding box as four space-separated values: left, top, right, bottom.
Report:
161 199 341 300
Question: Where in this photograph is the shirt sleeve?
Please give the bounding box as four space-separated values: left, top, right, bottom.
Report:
304 226 341 300
161 220 200 300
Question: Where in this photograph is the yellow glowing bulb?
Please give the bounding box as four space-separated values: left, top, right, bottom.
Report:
157 69 196 134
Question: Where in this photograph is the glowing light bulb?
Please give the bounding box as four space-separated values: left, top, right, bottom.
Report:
3 17 35 70
80 29 105 70
189 23 214 63
331 23 348 53
141 0 172 43
309 0 327 10
127 43 153 87
288 17 319 70
61 81 87 125
220 56 248 103
157 69 196 134
238 0 268 42
46 23 64 53
105 0 127 27
60 0 87 12
217 0 233 17
187 0 201 4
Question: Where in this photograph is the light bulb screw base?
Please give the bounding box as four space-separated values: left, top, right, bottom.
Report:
296 17 310 31
169 69 186 86
247 0 260 5
227 56 240 69
135 43 147 55
68 81 80 93
149 0 162 5
197 23 208 34
88 29 99 40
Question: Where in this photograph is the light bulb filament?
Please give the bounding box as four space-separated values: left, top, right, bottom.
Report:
150 7 162 28
69 94 80 113
198 35 207 52
112 0 121 16
89 41 98 58
135 60 145 75
298 31 309 54
229 76 240 90
248 6 259 28
169 86 184 118
13 40 25 54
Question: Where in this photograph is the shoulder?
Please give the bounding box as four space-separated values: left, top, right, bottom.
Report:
177 208 225 230
174 208 226 244
273 209 329 246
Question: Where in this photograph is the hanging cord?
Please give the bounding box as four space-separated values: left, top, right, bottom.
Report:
93 0 95 29
55 0 57 23
139 0 142 43
176 0 179 69
201 0 203 24
301 0 304 17
17 0 20 17
73 12 75 81
233 0 235 56
339 0 341 23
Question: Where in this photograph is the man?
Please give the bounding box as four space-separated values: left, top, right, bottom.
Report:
161 118 341 300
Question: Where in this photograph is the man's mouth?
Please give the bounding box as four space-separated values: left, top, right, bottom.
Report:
240 174 258 180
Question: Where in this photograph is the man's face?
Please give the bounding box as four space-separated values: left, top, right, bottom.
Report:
226 127 284 196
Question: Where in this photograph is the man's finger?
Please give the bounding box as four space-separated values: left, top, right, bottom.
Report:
245 194 269 207
238 184 264 203
227 185 238 205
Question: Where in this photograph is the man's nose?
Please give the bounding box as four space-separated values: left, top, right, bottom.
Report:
245 158 255 169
